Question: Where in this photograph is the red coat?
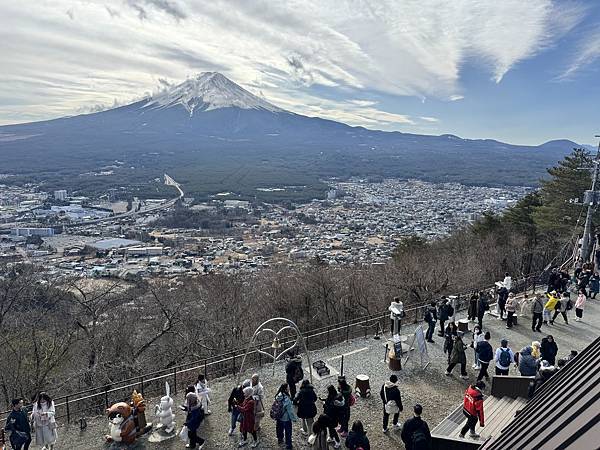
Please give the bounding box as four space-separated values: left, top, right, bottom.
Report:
463 386 485 426
237 397 256 433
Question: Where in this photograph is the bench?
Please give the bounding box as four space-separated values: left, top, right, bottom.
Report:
431 376 528 450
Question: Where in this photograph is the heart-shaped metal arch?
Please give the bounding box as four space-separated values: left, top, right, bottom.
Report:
237 318 313 384
254 326 299 364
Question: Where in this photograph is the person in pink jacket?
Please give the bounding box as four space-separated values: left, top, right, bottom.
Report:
575 288 586 322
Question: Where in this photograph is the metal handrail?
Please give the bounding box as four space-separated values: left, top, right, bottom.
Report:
0 272 542 422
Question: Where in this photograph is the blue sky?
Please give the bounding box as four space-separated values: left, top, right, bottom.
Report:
1 0 599 145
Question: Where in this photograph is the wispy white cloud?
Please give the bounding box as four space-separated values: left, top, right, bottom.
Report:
0 0 588 128
558 29 600 80
420 116 439 123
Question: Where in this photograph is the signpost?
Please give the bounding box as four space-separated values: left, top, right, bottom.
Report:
404 325 430 369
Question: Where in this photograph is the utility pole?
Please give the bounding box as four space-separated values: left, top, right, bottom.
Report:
580 135 600 265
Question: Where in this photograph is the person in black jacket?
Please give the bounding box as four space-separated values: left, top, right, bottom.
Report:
183 392 205 449
321 385 342 448
477 291 489 330
437 297 452 336
497 286 509 320
285 354 303 399
401 404 431 450
424 301 437 343
476 332 493 382
468 293 478 322
4 398 32 450
540 335 558 366
380 375 403 433
443 322 458 365
294 380 317 436
228 380 248 436
345 420 370 450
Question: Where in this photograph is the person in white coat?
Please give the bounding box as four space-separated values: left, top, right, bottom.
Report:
251 374 265 432
31 392 57 449
503 273 512 291
195 374 212 415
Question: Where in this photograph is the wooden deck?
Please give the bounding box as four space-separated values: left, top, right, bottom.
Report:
431 393 527 450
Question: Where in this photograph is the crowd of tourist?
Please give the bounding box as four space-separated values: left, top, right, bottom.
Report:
3 266 593 450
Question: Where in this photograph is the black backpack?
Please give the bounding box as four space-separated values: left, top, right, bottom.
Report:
412 427 429 450
424 309 432 322
447 304 455 317
293 365 304 383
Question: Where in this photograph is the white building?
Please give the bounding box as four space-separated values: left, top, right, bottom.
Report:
11 227 55 237
54 190 68 201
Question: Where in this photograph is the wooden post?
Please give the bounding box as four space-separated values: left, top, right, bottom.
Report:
65 396 70 424
340 355 344 377
173 367 178 395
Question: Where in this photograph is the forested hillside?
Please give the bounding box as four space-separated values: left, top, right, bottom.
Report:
0 149 591 408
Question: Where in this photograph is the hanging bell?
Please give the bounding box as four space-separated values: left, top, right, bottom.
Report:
271 336 281 349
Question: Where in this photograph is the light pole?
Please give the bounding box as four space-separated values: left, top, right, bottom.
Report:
580 135 600 265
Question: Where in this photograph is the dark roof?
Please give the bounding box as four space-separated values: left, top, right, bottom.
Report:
481 336 600 450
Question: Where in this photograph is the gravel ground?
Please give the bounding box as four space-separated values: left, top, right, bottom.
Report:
50 295 600 450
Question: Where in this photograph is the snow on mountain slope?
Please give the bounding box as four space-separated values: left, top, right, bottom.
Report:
142 72 283 116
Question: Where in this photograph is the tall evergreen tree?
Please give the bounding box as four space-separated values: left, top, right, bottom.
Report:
533 148 592 238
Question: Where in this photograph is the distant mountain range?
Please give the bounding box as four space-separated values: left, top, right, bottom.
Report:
0 72 588 201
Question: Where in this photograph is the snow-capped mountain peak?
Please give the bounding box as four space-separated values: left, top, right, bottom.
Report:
143 72 283 116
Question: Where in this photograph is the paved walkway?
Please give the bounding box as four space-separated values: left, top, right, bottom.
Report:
56 296 600 449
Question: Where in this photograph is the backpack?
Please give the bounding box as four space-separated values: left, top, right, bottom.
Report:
424 309 433 323
412 428 429 450
293 365 304 383
270 398 285 420
254 395 265 418
447 305 455 317
348 393 356 407
565 299 573 311
499 348 511 367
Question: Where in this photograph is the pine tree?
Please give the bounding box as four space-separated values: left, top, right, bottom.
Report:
532 148 592 238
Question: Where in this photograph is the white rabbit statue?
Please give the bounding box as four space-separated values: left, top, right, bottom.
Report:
154 382 175 434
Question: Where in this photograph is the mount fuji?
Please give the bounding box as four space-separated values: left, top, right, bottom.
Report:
0 72 585 199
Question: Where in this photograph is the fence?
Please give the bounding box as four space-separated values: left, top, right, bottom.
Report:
0 273 544 423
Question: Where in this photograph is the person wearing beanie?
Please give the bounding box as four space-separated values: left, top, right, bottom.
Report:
517 346 537 377
531 294 545 332
380 375 403 433
183 391 205 449
445 331 468 379
401 404 431 450
494 339 515 376
237 386 259 448
459 381 485 440
540 335 558 366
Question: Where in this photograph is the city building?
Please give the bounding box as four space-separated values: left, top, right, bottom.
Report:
11 227 55 237
54 189 68 201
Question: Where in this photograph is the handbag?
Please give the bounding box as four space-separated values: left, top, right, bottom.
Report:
384 386 399 415
179 425 189 442
307 433 317 445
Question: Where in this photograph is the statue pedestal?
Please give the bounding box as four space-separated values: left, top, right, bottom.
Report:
148 425 177 443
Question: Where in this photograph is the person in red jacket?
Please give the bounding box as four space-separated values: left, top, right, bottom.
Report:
459 381 485 439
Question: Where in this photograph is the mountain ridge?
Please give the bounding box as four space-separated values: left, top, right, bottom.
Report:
0 72 588 200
